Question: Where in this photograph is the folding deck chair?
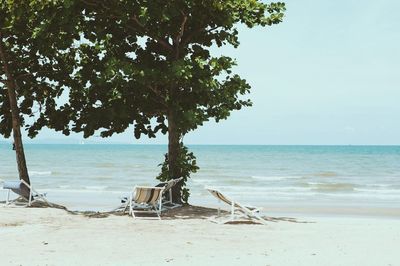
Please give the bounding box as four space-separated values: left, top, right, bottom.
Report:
207 187 267 224
156 177 183 209
128 186 165 220
119 177 183 213
1 179 52 207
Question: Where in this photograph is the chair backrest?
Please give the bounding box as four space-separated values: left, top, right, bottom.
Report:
3 180 34 199
207 188 234 206
3 180 24 196
134 187 164 205
164 177 183 191
155 182 167 188
207 187 267 224
3 180 22 190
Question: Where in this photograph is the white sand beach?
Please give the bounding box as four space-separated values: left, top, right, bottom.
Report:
1 206 399 266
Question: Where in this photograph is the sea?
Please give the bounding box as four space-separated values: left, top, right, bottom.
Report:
1 144 399 214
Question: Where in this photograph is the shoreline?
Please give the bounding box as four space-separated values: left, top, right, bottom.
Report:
2 189 399 219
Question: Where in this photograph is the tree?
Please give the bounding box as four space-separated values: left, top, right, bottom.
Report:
55 0 285 203
0 1 79 197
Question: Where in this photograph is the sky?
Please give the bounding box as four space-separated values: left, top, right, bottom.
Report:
3 0 400 145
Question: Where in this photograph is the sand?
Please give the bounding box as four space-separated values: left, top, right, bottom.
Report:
1 206 399 266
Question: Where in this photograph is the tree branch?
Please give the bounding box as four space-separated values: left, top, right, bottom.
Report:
130 15 173 52
175 12 188 45
148 85 167 107
174 12 188 59
182 25 219 46
79 0 98 8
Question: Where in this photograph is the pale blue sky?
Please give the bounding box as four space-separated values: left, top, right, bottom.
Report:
4 0 400 145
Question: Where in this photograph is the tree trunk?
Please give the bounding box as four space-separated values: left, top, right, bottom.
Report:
0 33 31 198
167 108 182 203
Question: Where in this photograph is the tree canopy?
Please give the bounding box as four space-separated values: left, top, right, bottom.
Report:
58 0 285 139
0 1 79 138
51 0 286 202
1 0 285 203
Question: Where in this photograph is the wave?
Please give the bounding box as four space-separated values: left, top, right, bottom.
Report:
83 185 109 191
29 170 52 176
45 188 125 194
192 179 216 184
310 182 355 192
311 171 338 177
215 185 311 192
365 183 393 188
251 175 302 181
57 185 71 189
354 188 400 194
95 163 115 168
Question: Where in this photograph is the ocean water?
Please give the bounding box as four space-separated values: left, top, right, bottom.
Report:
1 144 399 211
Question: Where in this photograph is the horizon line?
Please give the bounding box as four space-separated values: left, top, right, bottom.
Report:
0 142 399 146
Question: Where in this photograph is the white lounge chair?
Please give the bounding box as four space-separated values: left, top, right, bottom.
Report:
1 179 52 207
207 187 267 224
128 186 164 220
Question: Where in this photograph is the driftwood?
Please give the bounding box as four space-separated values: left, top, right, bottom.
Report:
1 199 310 223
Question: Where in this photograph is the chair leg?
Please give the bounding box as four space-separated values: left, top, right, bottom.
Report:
231 202 235 221
122 200 129 213
31 187 52 207
6 189 10 205
218 199 221 217
28 189 32 207
129 194 133 216
158 196 162 220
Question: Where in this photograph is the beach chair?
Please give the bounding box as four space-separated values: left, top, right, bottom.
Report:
206 187 267 225
1 179 52 207
119 177 183 212
156 177 183 209
128 186 165 220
